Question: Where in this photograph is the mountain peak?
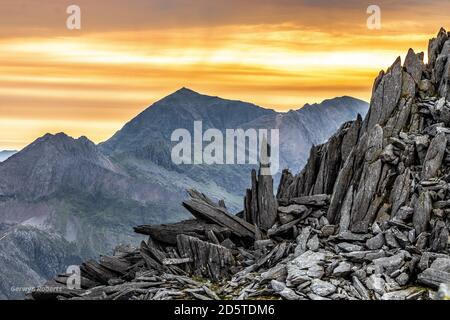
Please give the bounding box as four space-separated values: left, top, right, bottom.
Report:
170 87 200 97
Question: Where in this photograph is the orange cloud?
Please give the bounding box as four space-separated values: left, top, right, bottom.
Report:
0 1 448 149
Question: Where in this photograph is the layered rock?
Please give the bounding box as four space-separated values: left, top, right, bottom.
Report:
278 28 450 247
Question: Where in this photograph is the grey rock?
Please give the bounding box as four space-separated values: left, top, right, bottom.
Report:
278 205 308 215
422 133 447 180
393 206 414 222
417 268 450 289
294 226 311 256
430 220 449 252
430 258 450 272
366 274 386 295
332 262 352 277
352 276 370 300
414 135 430 164
307 235 320 251
380 144 397 163
390 170 412 218
366 233 385 250
373 252 406 274
404 48 424 84
337 242 364 252
413 191 433 235
395 273 409 286
310 279 336 297
183 189 256 239
176 235 235 282
287 251 329 286
384 229 401 248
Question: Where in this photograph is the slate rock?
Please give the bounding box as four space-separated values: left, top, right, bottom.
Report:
310 279 336 297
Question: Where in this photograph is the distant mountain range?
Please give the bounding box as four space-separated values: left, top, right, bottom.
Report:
0 88 368 298
0 150 16 162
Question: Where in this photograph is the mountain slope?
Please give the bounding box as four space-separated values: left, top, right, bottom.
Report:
0 133 187 255
0 150 16 162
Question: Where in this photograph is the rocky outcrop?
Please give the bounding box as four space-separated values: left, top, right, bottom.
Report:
278 28 450 247
244 166 278 231
31 29 450 301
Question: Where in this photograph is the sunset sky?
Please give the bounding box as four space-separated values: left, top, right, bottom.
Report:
1 0 449 150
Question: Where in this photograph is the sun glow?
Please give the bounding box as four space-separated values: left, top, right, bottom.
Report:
0 2 444 150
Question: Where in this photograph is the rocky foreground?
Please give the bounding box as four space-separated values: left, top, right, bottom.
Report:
30 29 450 301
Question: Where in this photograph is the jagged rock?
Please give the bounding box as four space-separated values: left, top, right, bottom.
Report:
287 251 329 286
261 264 287 282
80 260 121 285
278 212 296 225
366 233 385 250
404 48 424 84
278 204 308 215
294 226 311 256
310 279 336 297
430 220 449 252
177 234 235 282
415 135 430 163
282 194 330 207
380 144 398 163
373 252 407 274
393 206 414 222
352 276 370 300
422 133 447 180
306 235 320 251
429 28 448 68
384 229 400 249
134 219 229 246
391 171 412 218
366 274 386 295
244 165 278 231
277 169 294 199
183 189 256 239
268 218 300 237
413 191 433 234
337 242 364 252
350 126 384 233
332 262 352 277
430 257 450 272
271 280 302 300
381 287 427 300
418 268 450 289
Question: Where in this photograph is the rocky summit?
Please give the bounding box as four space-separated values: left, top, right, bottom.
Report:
31 29 450 301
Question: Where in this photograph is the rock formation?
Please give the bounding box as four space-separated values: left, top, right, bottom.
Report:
30 28 450 301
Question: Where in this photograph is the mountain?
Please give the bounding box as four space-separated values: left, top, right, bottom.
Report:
33 28 450 302
0 150 16 162
100 87 277 155
0 90 367 299
99 88 368 206
0 133 187 255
